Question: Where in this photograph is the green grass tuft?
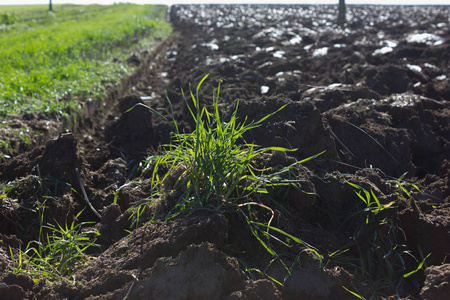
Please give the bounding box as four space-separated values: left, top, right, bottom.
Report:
135 74 307 219
128 74 325 285
9 205 100 282
330 180 423 295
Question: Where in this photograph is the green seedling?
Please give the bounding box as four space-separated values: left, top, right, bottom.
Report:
239 202 323 285
342 286 365 299
388 172 422 199
346 180 395 223
403 253 430 278
334 180 424 296
9 204 100 282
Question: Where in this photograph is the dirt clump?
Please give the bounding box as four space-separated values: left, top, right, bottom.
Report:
420 264 450 300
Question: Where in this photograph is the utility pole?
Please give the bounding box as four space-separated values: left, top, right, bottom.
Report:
338 0 346 26
49 0 53 12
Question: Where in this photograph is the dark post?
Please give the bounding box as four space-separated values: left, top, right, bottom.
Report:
338 0 346 26
49 0 53 11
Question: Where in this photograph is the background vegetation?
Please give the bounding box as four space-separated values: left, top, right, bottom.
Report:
0 3 171 118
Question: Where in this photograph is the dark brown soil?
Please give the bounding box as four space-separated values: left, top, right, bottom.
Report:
1 4 450 300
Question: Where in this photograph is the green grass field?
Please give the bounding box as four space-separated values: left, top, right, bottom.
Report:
0 4 171 118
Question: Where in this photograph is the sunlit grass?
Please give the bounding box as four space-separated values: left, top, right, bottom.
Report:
9 205 100 282
128 74 325 285
0 4 171 118
134 74 301 219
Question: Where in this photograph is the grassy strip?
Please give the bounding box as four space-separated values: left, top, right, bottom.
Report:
0 4 171 118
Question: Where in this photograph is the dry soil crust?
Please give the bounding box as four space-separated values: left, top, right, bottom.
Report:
1 4 450 300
